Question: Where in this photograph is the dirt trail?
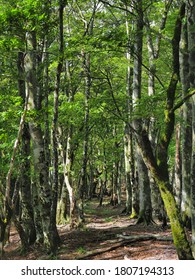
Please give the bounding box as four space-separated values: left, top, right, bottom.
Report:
3 199 178 260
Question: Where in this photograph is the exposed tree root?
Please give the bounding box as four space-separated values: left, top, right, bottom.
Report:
76 234 173 259
117 234 173 241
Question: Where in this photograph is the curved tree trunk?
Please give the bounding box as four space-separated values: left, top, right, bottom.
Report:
133 2 193 259
137 130 193 259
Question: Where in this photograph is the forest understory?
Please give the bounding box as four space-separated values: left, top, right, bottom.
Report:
3 197 178 260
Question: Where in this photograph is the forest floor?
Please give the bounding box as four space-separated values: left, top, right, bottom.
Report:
3 197 178 260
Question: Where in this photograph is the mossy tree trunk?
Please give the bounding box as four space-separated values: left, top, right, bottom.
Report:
20 123 36 245
17 51 36 246
145 6 171 224
137 129 193 259
133 3 194 259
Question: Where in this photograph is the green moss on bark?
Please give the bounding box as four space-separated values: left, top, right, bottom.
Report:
157 180 193 259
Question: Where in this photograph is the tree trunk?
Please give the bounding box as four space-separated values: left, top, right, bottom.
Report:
173 124 182 209
50 1 66 253
187 0 195 258
57 181 68 225
24 31 52 251
137 130 193 259
123 14 134 215
17 51 36 245
20 124 36 245
78 50 91 219
180 11 192 226
136 150 152 225
191 97 195 258
58 58 78 226
132 0 152 224
124 128 133 214
60 127 78 227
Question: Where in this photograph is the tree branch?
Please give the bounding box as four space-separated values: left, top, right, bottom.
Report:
172 89 195 112
99 0 136 16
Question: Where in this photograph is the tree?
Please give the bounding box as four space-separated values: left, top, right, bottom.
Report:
180 1 192 227
133 2 193 259
186 0 195 258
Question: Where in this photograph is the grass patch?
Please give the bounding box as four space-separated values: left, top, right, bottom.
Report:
104 217 113 223
84 199 113 216
76 247 87 255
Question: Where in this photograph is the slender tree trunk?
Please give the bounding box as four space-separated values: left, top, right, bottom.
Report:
50 1 66 252
187 0 195 258
78 51 91 219
99 144 108 207
173 124 182 208
191 96 195 258
113 158 120 205
124 14 133 214
58 59 78 227
124 128 133 214
57 182 68 225
76 2 97 221
61 127 78 227
132 0 152 224
180 10 192 226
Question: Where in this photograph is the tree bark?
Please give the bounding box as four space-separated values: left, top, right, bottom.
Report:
78 50 91 219
137 130 193 259
180 9 192 226
20 124 36 245
17 51 36 245
123 13 134 214
50 1 66 253
24 31 52 251
173 124 182 209
132 0 152 224
187 0 195 258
